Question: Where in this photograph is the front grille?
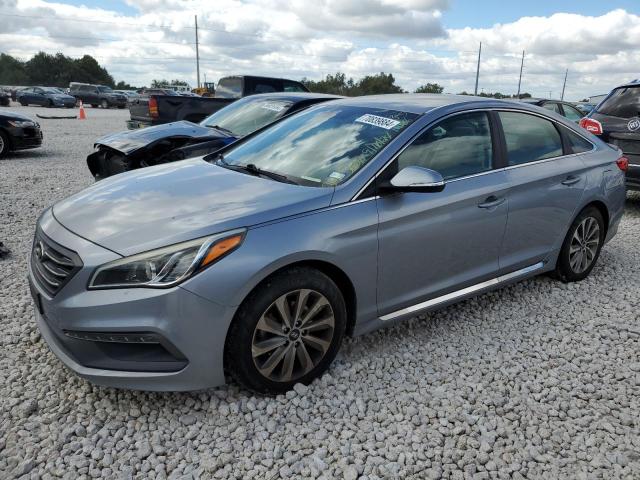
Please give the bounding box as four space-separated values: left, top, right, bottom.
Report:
31 230 82 296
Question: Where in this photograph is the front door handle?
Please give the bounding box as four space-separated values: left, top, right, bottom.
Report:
561 175 581 186
478 196 505 209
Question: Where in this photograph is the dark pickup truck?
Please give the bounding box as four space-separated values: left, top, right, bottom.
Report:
126 75 309 129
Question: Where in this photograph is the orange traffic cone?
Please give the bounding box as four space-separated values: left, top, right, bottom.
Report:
78 100 87 120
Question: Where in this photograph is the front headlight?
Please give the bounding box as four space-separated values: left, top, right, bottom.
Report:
8 120 36 128
88 229 245 289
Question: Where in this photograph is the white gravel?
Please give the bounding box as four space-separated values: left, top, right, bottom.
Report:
1 103 639 479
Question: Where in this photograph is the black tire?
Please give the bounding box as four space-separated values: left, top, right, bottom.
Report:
225 267 346 394
91 104 99 108
554 206 605 282
101 99 109 109
117 106 125 109
0 130 10 158
47 99 54 108
19 99 28 106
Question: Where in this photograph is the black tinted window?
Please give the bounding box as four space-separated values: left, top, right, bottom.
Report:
543 103 561 114
216 78 243 98
596 87 640 119
283 80 307 92
397 112 493 180
499 112 563 166
562 127 593 154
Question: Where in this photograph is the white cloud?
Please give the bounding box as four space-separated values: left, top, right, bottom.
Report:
0 1 638 100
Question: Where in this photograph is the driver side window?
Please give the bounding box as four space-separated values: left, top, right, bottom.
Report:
396 111 494 180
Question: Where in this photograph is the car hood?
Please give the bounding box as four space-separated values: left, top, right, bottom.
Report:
51 94 75 100
95 120 231 155
0 110 36 122
53 158 333 256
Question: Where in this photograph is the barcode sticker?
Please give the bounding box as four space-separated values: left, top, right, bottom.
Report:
355 114 400 130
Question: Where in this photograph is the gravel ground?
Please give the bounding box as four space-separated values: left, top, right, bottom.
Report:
1 103 639 479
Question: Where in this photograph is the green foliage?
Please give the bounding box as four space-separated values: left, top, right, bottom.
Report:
302 72 405 96
458 90 532 99
151 79 190 88
115 80 138 90
414 83 444 94
0 53 29 85
0 52 117 87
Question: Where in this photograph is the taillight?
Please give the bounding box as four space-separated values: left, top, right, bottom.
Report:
148 96 159 118
579 117 603 135
616 156 629 172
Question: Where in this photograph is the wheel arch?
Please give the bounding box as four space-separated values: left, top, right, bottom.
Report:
233 258 358 338
582 199 610 237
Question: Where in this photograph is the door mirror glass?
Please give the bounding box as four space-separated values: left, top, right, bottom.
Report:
386 166 445 193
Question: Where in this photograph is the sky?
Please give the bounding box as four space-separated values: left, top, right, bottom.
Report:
0 0 638 100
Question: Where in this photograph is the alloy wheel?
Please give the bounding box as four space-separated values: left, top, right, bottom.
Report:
0 135 4 155
251 289 335 383
569 216 600 274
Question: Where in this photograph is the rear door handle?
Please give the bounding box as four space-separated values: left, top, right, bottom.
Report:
478 196 505 209
561 175 581 186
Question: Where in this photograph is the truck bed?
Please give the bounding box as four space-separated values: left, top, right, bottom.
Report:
128 95 235 129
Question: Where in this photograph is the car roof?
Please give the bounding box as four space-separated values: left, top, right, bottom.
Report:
614 79 640 89
326 94 531 114
243 92 342 102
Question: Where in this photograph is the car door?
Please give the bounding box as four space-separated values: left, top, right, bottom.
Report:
21 88 34 104
33 88 45 106
376 111 510 316
497 110 586 272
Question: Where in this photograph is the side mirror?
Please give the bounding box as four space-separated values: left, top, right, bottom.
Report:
382 166 445 193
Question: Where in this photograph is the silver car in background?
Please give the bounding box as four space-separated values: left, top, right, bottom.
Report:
28 94 627 393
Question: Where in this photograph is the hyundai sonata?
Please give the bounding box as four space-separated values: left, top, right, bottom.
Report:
29 94 627 393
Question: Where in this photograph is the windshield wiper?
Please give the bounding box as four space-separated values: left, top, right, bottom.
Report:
205 124 235 136
215 156 298 185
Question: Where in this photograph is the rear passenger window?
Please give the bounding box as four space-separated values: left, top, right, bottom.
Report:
562 127 594 154
562 105 584 122
499 112 563 166
396 112 493 180
543 103 561 114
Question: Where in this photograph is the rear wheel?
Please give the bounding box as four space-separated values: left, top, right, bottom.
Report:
91 104 98 108
101 99 108 109
19 99 28 106
554 206 605 282
225 267 346 393
0 130 9 158
47 99 54 108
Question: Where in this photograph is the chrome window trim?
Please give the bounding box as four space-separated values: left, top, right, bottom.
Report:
352 106 597 201
379 261 545 321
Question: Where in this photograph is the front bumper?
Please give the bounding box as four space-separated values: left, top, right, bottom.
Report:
8 126 43 150
29 209 236 391
53 99 76 108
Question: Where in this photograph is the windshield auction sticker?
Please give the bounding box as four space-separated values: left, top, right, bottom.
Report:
261 103 287 113
355 114 400 130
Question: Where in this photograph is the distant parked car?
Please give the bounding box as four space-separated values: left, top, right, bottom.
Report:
0 110 43 157
114 90 140 105
17 87 76 108
520 98 585 123
87 92 340 179
580 80 640 190
575 103 596 115
29 95 626 393
0 91 9 107
70 84 127 109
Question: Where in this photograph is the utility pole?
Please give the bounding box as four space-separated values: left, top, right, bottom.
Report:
474 42 482 95
195 15 201 89
516 50 524 99
561 68 568 101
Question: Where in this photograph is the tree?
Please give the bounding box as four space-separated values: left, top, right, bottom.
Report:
302 72 404 96
115 80 138 90
415 83 444 94
0 53 29 85
151 79 190 88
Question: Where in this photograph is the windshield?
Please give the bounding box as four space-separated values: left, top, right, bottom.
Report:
201 97 294 137
97 86 113 93
42 87 61 94
220 104 419 187
595 87 640 119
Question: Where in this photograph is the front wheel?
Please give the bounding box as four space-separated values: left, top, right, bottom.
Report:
225 267 346 393
101 99 108 109
0 130 9 158
554 206 605 282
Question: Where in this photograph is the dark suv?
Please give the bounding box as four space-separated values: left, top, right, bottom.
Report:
580 81 640 190
70 84 127 109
